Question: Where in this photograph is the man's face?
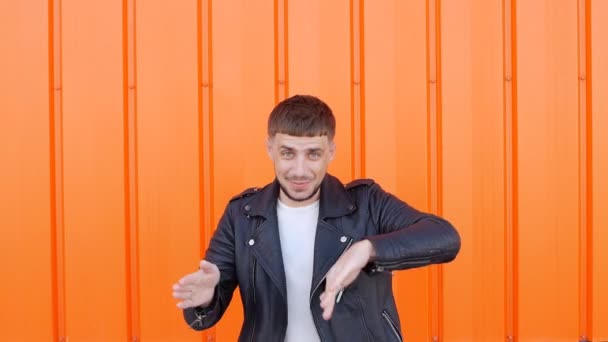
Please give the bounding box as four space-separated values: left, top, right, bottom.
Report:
267 133 335 207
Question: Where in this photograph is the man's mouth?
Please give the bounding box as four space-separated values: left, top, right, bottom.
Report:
289 180 311 189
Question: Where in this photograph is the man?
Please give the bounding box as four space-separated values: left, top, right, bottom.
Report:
172 95 460 342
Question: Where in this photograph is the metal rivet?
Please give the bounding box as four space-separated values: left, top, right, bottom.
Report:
340 236 347 243
248 239 255 246
244 204 251 211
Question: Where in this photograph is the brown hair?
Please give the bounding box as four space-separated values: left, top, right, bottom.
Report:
267 95 336 141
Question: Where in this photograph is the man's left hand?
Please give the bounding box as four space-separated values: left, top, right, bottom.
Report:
319 239 376 320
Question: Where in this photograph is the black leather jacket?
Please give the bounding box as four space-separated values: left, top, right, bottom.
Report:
184 174 460 341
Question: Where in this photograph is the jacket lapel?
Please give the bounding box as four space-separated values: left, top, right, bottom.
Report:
310 175 358 296
243 180 288 302
310 221 354 296
250 216 287 302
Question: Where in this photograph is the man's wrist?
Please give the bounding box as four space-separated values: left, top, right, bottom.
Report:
361 239 376 262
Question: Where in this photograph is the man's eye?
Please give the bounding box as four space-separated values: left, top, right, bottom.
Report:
281 151 294 158
309 152 321 159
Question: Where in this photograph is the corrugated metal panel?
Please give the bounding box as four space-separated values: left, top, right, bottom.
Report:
1 0 606 341
0 1 53 341
592 1 608 341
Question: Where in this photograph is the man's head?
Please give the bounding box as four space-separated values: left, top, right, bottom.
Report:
266 95 336 207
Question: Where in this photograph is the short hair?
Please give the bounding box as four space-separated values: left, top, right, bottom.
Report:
267 95 336 141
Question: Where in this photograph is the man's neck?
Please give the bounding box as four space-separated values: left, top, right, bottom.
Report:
278 189 321 208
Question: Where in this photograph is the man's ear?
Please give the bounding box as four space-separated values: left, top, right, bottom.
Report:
266 137 273 158
329 142 336 161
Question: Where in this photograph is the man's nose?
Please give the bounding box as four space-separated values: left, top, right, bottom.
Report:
293 156 307 176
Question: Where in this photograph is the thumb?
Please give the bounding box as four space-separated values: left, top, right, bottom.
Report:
199 260 216 273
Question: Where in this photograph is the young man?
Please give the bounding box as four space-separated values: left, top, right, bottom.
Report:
172 95 460 342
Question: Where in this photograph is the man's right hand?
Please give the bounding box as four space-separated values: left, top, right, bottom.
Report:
172 260 220 309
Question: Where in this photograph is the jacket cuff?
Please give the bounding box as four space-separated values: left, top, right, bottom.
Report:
363 219 460 273
182 286 219 330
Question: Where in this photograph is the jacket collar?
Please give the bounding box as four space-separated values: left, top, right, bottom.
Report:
243 173 358 302
242 173 357 220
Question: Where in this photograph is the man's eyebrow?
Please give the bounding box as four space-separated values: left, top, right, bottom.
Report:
278 145 324 153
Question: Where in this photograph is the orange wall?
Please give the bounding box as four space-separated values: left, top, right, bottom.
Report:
1 0 606 341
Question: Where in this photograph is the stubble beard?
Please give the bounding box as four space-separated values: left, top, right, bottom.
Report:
279 182 322 204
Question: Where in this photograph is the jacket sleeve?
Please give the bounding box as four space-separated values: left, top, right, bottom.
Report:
364 183 461 272
183 205 238 330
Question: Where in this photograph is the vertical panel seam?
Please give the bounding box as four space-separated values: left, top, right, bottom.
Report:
503 0 511 340
284 0 289 98
198 0 214 340
427 0 443 340
435 0 443 217
426 0 431 213
426 0 434 338
436 0 443 339
349 0 354 179
359 0 365 178
49 0 66 340
577 0 593 340
274 0 279 102
124 0 141 340
577 0 587 340
275 0 288 102
584 0 593 337
350 0 364 180
503 0 518 340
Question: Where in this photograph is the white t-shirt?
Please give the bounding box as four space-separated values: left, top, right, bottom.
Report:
277 199 322 342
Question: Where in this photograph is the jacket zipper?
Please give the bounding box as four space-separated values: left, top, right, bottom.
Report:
310 238 354 299
370 256 432 273
310 238 354 341
381 310 403 342
250 258 257 342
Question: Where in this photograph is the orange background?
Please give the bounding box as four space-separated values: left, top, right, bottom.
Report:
1 0 607 341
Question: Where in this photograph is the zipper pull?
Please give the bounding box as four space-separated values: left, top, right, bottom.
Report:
189 312 204 329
